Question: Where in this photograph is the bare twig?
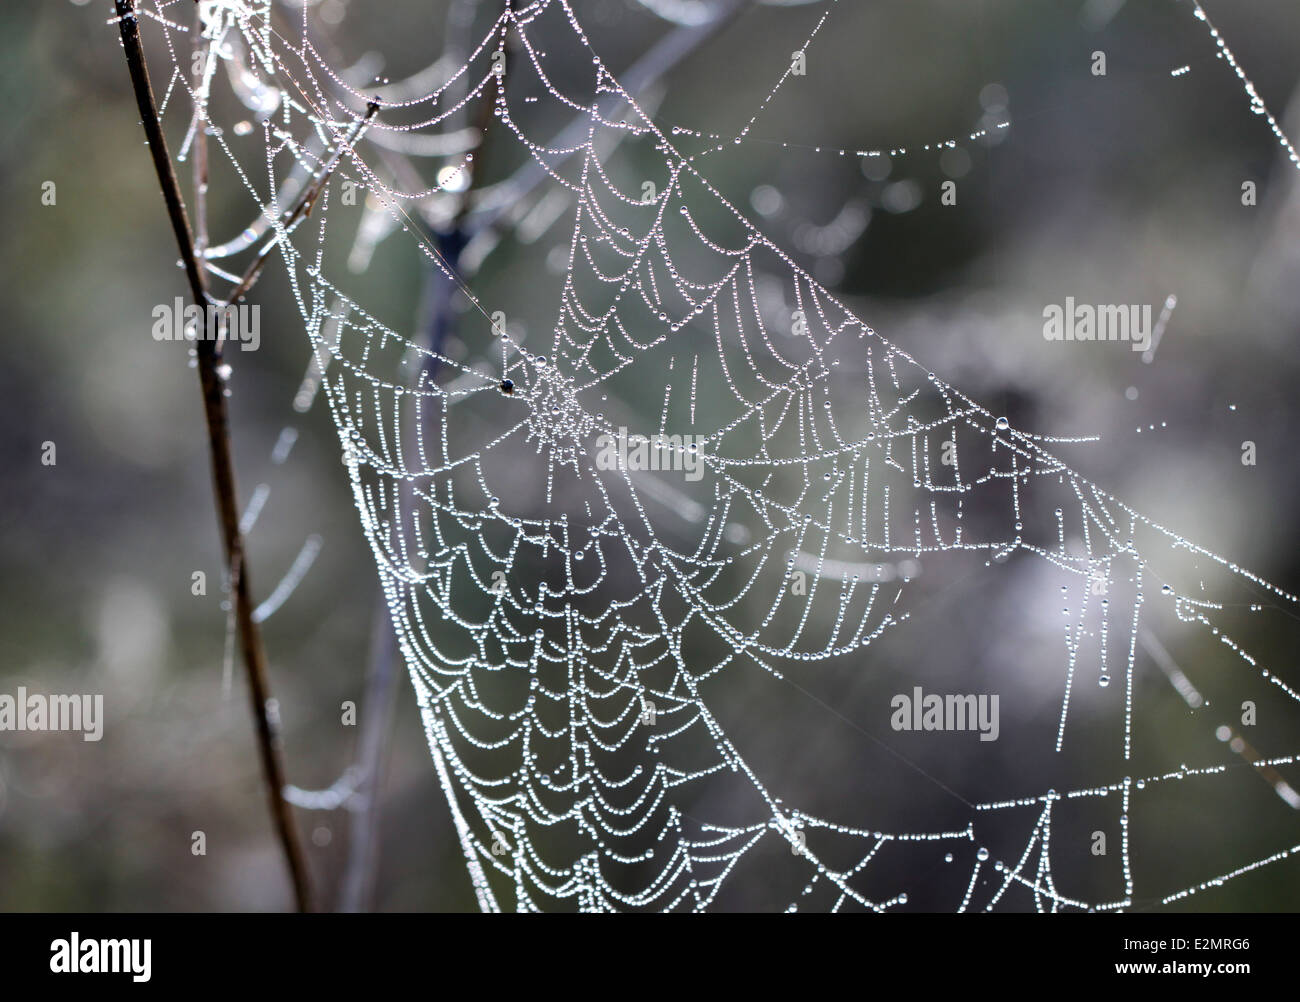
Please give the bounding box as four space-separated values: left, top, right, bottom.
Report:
226 101 379 306
114 0 314 912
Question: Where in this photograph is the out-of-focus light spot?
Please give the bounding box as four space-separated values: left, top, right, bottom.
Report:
940 146 971 179
980 83 1009 113
750 185 783 217
882 179 922 214
437 164 470 192
320 0 346 26
861 154 891 182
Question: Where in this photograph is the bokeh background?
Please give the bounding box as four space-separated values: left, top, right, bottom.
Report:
1 0 1299 910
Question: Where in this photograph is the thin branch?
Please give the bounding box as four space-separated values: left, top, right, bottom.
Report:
225 101 379 306
114 0 314 912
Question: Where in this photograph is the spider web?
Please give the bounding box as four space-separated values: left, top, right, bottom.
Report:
134 0 1300 910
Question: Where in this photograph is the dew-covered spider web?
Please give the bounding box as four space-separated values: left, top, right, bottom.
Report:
129 0 1300 910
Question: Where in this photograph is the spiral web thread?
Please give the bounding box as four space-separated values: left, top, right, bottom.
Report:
134 0 1300 910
